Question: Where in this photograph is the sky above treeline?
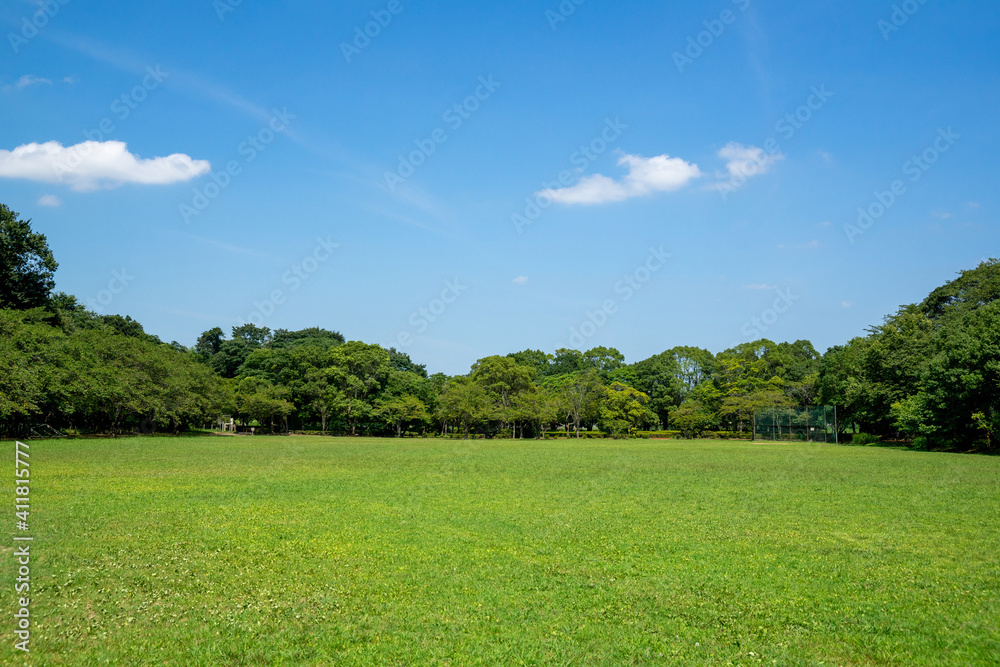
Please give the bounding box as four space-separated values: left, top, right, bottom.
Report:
1 0 997 375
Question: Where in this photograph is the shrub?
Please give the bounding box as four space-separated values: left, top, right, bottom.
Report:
694 431 750 440
850 432 880 446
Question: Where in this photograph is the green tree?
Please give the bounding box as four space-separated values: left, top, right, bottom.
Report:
511 385 560 438
270 327 344 350
0 204 58 310
583 346 625 374
234 376 293 433
670 400 718 438
598 382 657 438
207 324 272 378
822 310 934 436
377 394 430 437
918 301 1000 447
470 355 535 435
306 382 338 434
101 314 160 344
437 376 490 439
920 258 1000 319
627 351 683 427
506 349 553 380
670 346 715 400
0 309 56 427
387 347 428 378
713 340 820 431
194 327 225 358
327 341 390 436
375 370 433 436
547 368 604 437
550 348 586 376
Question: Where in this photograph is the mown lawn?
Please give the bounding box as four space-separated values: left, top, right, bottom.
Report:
2 435 999 666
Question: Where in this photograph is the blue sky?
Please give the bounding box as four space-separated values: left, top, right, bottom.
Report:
1 0 997 375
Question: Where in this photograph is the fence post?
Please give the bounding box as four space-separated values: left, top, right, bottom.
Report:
834 405 839 444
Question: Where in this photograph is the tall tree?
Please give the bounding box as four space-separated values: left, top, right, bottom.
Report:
270 327 345 349
234 376 293 433
627 351 683 427
387 347 428 378
583 346 626 374
195 327 225 358
327 341 390 436
512 385 559 439
377 394 430 438
208 324 272 378
437 376 490 439
920 258 1000 319
598 382 657 438
908 301 1000 447
550 348 586 376
470 355 535 435
506 349 553 380
547 368 604 437
670 346 715 400
376 370 432 436
0 204 58 310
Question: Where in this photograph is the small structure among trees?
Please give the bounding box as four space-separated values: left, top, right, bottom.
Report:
753 406 837 443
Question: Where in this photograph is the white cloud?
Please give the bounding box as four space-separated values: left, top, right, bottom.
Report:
0 140 211 191
539 153 702 205
4 74 52 92
512 276 529 285
717 142 783 181
37 194 61 207
743 283 778 290
841 301 853 308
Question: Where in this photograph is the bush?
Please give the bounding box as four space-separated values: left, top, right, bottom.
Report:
691 430 751 440
712 431 751 440
850 432 880 446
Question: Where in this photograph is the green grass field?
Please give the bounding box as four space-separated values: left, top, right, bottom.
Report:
2 436 999 666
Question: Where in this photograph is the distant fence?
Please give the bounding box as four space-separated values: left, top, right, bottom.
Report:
8 423 67 439
753 406 837 443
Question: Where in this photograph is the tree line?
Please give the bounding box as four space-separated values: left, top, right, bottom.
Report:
1 204 996 448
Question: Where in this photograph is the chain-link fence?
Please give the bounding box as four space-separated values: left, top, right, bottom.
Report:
753 406 838 443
